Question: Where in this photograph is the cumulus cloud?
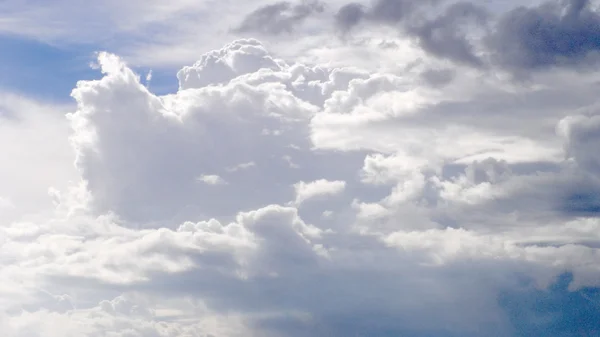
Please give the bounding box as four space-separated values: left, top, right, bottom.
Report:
4 26 600 337
292 179 346 205
70 43 319 222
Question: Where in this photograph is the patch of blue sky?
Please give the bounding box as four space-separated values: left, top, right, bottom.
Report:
136 65 180 96
500 272 600 337
0 33 182 105
0 34 100 102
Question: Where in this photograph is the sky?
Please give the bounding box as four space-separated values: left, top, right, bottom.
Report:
1 0 600 336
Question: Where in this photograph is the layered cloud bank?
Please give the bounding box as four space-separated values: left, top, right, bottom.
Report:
3 0 600 336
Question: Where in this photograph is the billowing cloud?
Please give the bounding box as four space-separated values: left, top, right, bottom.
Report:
3 20 600 337
292 179 346 205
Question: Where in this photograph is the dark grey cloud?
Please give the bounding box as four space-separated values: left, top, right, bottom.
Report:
334 0 442 31
334 3 366 31
487 0 600 71
369 0 433 24
419 68 455 87
407 2 488 67
235 1 325 35
334 0 488 66
334 0 600 72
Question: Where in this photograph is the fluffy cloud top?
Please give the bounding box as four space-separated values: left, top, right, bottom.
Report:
292 179 346 205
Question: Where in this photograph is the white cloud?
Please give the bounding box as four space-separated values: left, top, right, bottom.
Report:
292 179 346 206
197 174 227 185
309 70 566 164
0 93 78 223
176 39 287 90
360 152 430 185
3 27 600 336
68 45 321 222
226 161 256 172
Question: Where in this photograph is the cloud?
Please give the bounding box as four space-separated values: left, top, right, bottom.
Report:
331 0 600 72
334 3 366 31
0 92 77 223
226 161 257 172
0 0 219 44
68 39 389 224
69 43 320 222
487 0 600 71
5 0 597 74
334 0 442 30
5 294 249 337
197 174 227 185
4 34 600 337
234 1 325 35
405 2 489 67
333 0 487 66
558 109 600 177
292 179 346 205
176 39 286 90
418 67 455 87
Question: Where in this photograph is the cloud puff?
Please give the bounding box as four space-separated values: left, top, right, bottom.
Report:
4 35 600 337
292 179 346 205
176 39 287 89
70 43 319 223
197 174 228 185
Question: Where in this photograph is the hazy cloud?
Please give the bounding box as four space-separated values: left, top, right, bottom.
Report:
235 1 325 35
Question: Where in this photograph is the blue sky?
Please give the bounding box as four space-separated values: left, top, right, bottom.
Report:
0 35 181 101
1 0 600 336
501 273 600 336
0 35 97 101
